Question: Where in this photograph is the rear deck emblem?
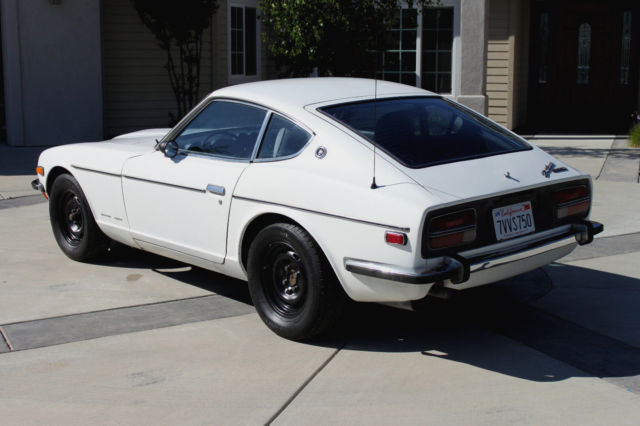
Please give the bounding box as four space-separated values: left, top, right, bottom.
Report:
542 162 568 178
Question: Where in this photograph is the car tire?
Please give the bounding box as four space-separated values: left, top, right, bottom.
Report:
247 223 347 340
49 173 110 262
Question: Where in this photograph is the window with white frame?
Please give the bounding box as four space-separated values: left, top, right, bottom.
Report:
376 9 418 86
230 5 258 77
377 7 455 94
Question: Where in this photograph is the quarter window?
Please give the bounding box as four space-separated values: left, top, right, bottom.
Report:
175 101 266 160
257 115 311 159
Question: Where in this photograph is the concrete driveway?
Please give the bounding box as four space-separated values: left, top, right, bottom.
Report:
1 136 639 425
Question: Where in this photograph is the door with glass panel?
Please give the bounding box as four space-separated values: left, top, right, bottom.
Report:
122 100 267 264
529 1 639 132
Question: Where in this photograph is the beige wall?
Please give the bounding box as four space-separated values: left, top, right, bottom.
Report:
102 0 215 138
487 0 511 127
211 1 228 90
486 0 529 130
102 0 278 138
512 0 530 129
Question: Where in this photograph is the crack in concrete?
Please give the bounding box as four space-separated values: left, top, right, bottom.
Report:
266 344 344 425
595 138 616 180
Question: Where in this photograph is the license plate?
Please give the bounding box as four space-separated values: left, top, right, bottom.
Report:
492 201 535 241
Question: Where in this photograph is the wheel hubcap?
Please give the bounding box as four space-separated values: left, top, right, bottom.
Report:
276 252 302 303
59 192 84 244
263 244 306 317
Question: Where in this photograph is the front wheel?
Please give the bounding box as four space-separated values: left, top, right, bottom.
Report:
49 174 110 261
247 223 347 340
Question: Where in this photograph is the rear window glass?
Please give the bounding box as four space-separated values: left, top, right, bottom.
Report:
320 97 531 168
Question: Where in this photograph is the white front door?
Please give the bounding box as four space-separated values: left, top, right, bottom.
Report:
122 151 248 264
122 100 269 265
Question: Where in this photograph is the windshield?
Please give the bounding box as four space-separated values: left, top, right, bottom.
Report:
320 97 531 168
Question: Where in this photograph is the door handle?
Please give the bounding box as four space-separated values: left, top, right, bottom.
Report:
206 184 226 196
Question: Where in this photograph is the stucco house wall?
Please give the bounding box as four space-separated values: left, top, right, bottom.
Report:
456 0 489 115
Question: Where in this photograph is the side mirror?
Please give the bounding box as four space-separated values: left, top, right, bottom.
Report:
159 140 179 158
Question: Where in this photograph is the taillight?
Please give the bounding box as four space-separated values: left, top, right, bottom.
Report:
428 209 477 250
554 185 590 219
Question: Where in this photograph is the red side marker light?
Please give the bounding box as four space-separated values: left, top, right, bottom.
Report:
385 231 407 246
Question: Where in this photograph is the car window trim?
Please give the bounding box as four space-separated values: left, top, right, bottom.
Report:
177 150 253 164
161 97 315 163
252 112 314 163
168 99 269 161
317 95 533 169
250 111 273 160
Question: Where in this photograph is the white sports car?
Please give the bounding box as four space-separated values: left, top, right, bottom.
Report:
32 78 602 340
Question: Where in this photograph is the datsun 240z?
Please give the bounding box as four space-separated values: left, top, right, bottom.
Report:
32 78 603 340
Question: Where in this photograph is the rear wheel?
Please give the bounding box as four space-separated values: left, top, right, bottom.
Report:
49 174 110 261
247 223 346 340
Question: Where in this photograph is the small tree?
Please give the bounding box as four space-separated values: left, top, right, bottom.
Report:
260 0 437 77
132 0 219 123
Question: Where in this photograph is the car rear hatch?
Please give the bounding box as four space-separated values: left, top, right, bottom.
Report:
401 147 578 202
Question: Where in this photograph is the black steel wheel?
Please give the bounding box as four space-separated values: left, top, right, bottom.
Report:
247 223 347 340
49 174 110 261
58 192 84 245
262 241 307 317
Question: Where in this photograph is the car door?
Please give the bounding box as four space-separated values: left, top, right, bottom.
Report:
121 100 268 266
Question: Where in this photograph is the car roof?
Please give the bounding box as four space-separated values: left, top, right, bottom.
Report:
209 77 434 114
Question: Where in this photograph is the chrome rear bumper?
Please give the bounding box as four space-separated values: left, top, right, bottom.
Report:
344 220 603 285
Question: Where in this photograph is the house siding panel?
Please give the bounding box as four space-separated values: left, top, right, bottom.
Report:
486 0 512 127
486 0 529 130
487 75 509 84
102 0 215 138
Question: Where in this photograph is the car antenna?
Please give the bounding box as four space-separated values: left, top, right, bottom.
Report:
371 77 379 189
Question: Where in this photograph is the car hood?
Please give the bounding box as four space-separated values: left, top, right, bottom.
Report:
401 147 587 203
112 128 171 141
38 129 171 178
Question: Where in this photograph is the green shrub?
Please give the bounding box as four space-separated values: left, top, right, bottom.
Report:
630 123 640 147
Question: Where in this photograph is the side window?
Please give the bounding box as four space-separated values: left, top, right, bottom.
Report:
257 115 311 159
175 101 266 160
